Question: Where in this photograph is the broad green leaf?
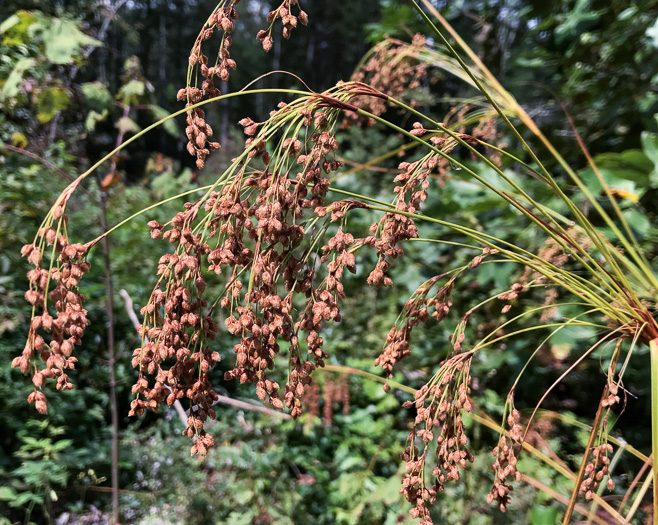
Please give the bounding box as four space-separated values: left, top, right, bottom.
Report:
642 131 658 165
0 14 21 35
36 86 71 123
118 79 149 105
148 104 179 137
51 439 73 452
85 109 109 133
1 57 35 98
1 11 36 45
0 486 18 501
641 131 658 185
530 504 558 525
10 132 28 148
338 455 364 472
115 116 141 136
10 491 43 507
81 81 112 111
233 488 253 505
41 18 100 64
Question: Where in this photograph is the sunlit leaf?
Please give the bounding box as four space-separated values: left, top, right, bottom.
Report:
1 57 35 98
35 86 71 123
115 116 141 136
40 18 100 64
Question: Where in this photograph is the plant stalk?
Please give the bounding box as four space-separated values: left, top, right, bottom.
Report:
562 339 622 523
99 188 120 525
649 339 658 525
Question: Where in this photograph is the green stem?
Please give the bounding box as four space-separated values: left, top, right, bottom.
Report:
56 88 313 201
407 0 649 297
650 338 658 522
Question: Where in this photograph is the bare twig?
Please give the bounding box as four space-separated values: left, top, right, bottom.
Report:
2 144 96 201
98 186 120 525
118 289 188 427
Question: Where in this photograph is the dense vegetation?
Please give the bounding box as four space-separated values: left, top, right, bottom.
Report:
2 1 658 524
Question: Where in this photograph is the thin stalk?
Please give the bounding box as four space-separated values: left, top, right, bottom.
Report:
618 455 652 515
356 104 630 302
333 178 616 310
321 364 415 395
385 91 634 300
562 339 622 524
408 0 646 296
520 474 612 525
324 362 623 520
540 410 649 464
51 88 313 210
624 466 653 524
362 202 626 322
651 338 658 521
98 187 119 525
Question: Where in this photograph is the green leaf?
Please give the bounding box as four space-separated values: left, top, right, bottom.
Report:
118 79 147 105
36 87 71 123
40 18 100 64
0 14 21 35
85 109 109 133
1 57 35 98
530 504 558 525
81 81 112 111
233 488 253 505
51 439 73 452
148 104 179 137
115 116 141 136
0 486 18 501
338 455 364 472
641 132 658 185
1 11 36 45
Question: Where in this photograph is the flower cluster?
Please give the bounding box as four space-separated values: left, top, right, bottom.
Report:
134 210 222 455
498 282 526 314
375 246 496 386
350 35 429 124
14 202 90 414
177 3 242 168
257 0 308 50
488 404 523 512
400 352 474 524
375 276 455 388
131 92 363 452
178 0 310 168
580 443 614 499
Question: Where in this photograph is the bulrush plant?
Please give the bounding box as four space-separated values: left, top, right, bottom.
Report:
13 0 658 522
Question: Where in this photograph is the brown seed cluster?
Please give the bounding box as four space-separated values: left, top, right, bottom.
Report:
602 381 620 408
498 282 526 314
133 93 360 452
14 207 90 414
350 35 429 124
178 1 309 169
375 246 497 386
400 352 474 524
177 3 238 168
365 154 442 288
580 443 615 499
257 0 308 51
134 208 222 456
376 276 455 388
487 406 523 512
